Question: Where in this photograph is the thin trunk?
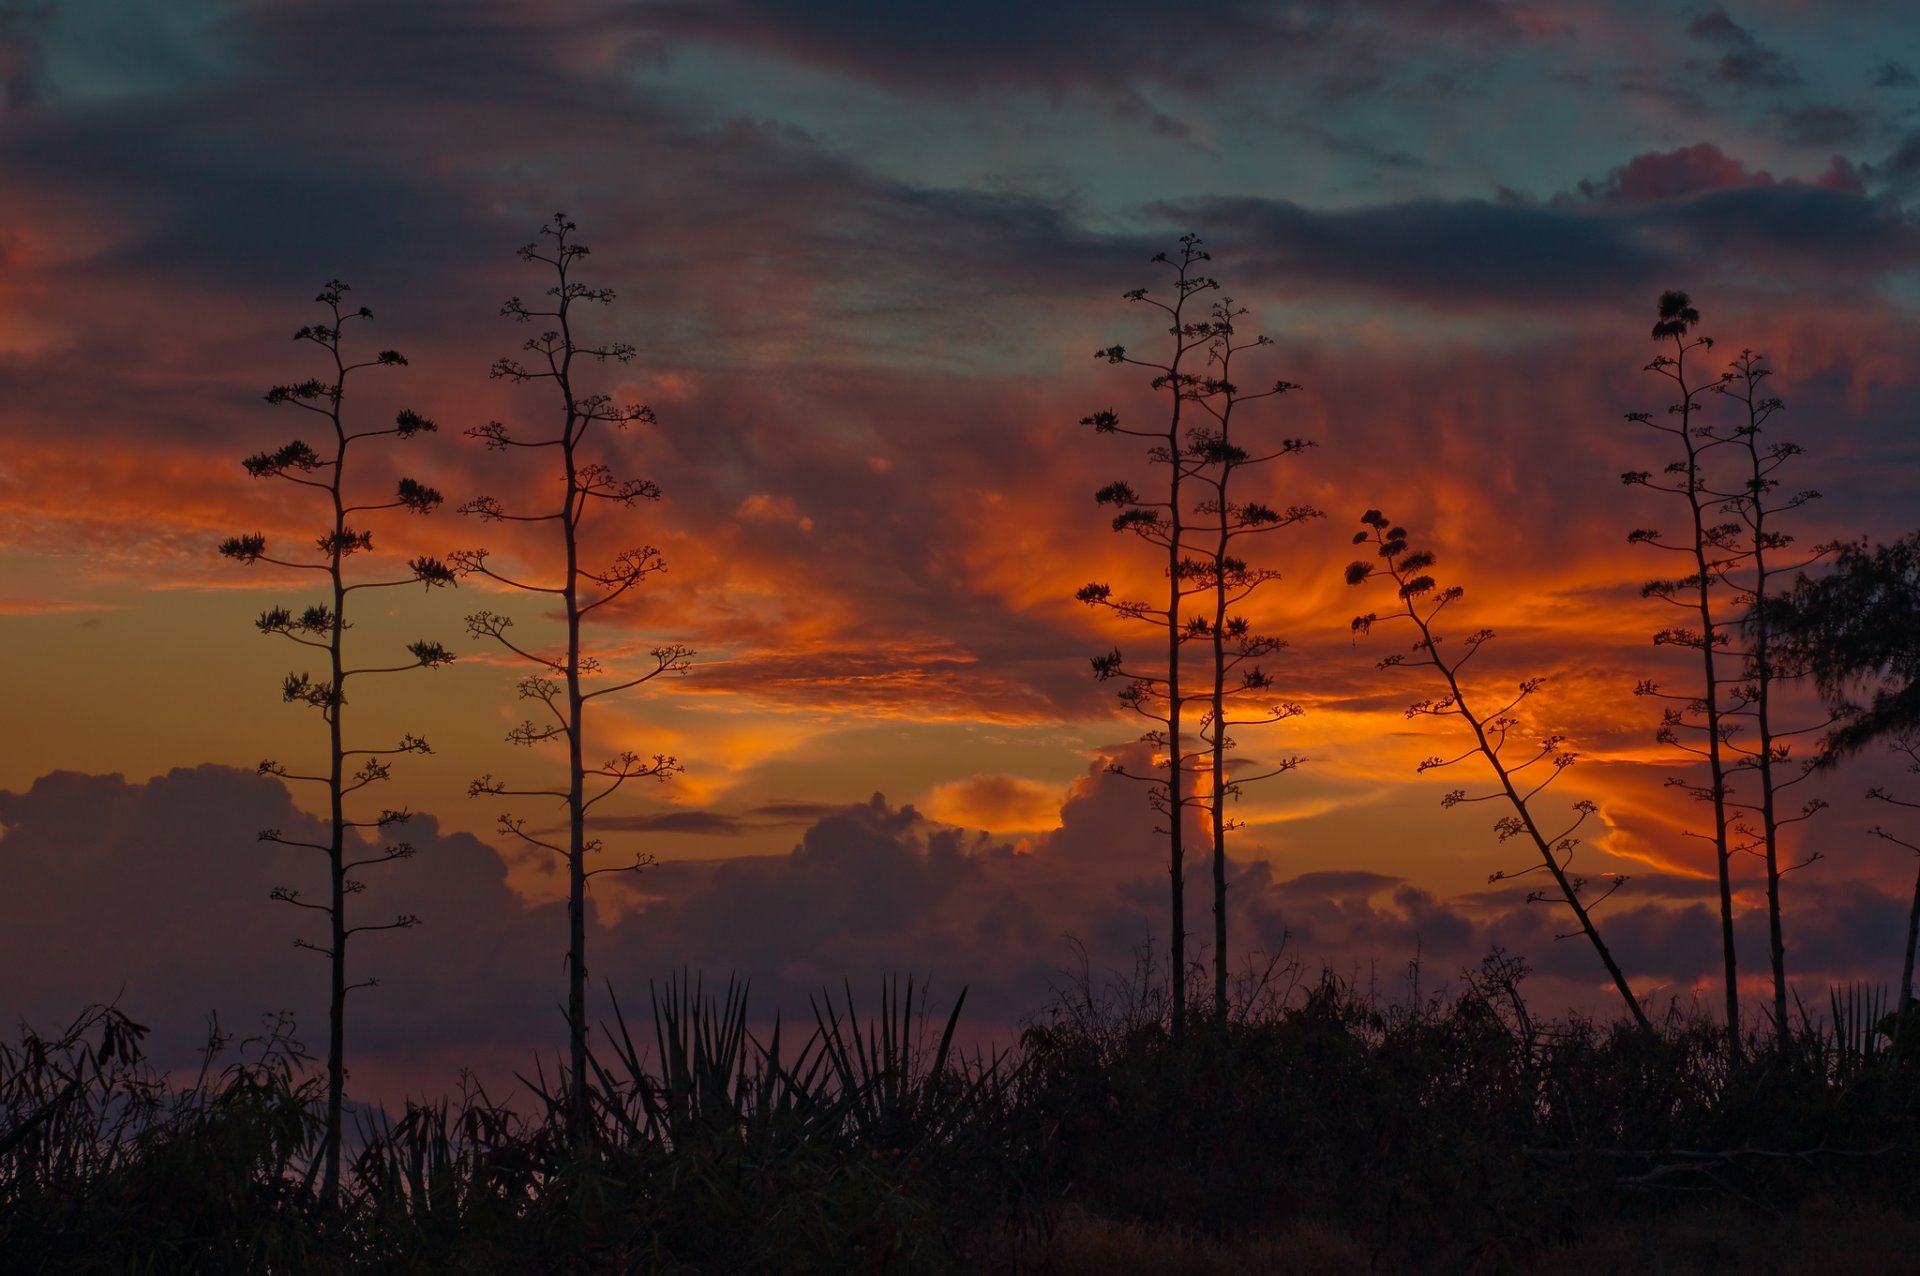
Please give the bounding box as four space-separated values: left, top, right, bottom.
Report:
1210 476 1230 1025
321 363 351 1208
1372 525 1650 1030
1736 408 1790 1043
1896 858 1920 1066
1902 856 1919 1022
1164 415 1186 1048
1751 578 1789 1041
558 293 591 1142
566 507 587 1139
1691 542 1739 1050
1432 625 1652 1032
1671 331 1741 1055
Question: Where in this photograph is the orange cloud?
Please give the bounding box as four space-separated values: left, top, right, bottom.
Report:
920 773 1064 832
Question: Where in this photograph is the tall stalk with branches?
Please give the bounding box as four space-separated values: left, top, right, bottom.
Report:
1622 290 1743 1049
1716 348 1833 1040
1076 235 1219 1045
1184 297 1319 1020
452 216 692 1139
1347 511 1651 1031
217 281 454 1204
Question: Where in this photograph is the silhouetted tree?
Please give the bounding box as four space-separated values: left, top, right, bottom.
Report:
451 216 691 1139
217 281 454 1204
1076 235 1218 1044
1773 532 1920 1036
1183 296 1319 1020
1772 532 1920 758
1862 735 1920 1025
1622 290 1743 1048
1714 348 1833 1041
1347 511 1651 1031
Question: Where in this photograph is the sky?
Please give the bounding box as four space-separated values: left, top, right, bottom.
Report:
3 0 1920 1100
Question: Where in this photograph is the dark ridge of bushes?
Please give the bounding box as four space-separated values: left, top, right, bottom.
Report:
5 956 1918 1274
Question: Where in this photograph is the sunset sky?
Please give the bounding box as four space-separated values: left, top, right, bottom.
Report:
4 0 1920 1096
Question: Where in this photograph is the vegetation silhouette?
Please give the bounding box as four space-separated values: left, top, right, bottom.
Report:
1625 293 1834 1045
8 967 1920 1273
1773 531 1920 758
1773 531 1920 1028
1622 289 1745 1049
450 215 693 1143
1857 735 1920 1027
1182 295 1320 1022
1076 234 1219 1045
1077 237 1319 1031
1712 346 1834 1044
215 282 454 1204
1347 511 1652 1031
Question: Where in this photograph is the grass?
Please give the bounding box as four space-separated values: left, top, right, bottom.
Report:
4 954 1919 1273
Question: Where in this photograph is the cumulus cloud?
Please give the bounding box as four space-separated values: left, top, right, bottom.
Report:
6 758 1915 1101
1575 142 1863 204
920 773 1064 832
0 766 561 1100
1576 142 1779 204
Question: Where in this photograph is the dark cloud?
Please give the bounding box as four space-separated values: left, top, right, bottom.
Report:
1160 195 1656 307
1658 181 1913 272
623 0 1522 99
0 0 51 112
746 800 860 822
1875 132 1920 195
7 761 1914 1103
1777 104 1869 149
1272 869 1405 899
1160 163 1918 311
0 767 560 1097
590 810 758 835
1872 61 1917 89
1686 5 1800 88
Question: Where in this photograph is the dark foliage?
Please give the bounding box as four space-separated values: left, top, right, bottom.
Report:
7 964 1919 1274
1770 533 1920 760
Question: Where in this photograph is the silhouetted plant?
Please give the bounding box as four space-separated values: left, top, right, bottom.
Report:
1076 234 1220 1044
1859 735 1920 1028
1182 295 1320 1020
1622 289 1744 1050
1770 552 1920 1056
451 215 692 1141
0 1004 152 1180
1347 511 1652 1030
1714 347 1834 1042
12 974 1920 1270
217 282 454 1204
1772 532 1920 759
2 1009 330 1274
